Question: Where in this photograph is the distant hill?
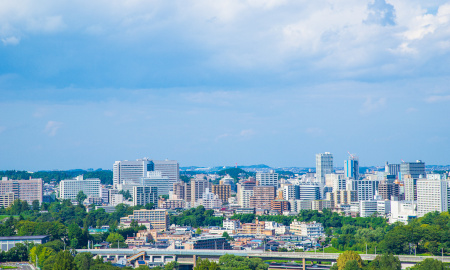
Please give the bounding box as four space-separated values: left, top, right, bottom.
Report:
217 167 255 181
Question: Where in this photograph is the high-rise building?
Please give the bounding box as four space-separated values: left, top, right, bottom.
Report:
344 155 359 180
378 180 400 200
283 185 299 200
113 158 179 187
198 188 222 209
417 179 448 217
113 159 152 186
237 180 256 207
403 175 418 201
140 171 170 196
59 175 100 200
172 182 186 200
326 173 346 191
211 184 231 203
326 190 357 208
191 179 210 205
298 183 321 200
0 177 43 205
256 171 279 187
385 162 400 178
250 186 276 210
316 152 333 184
132 186 158 206
0 192 15 208
347 179 380 201
400 160 426 180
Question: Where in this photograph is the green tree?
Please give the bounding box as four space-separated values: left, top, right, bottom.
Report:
32 200 40 211
336 251 363 270
74 252 93 270
196 228 202 235
368 253 401 270
68 222 83 249
409 258 446 270
165 261 179 270
343 260 361 270
76 191 87 205
222 232 233 241
194 258 220 270
52 250 76 270
136 266 151 270
219 254 268 270
42 254 56 270
30 245 55 268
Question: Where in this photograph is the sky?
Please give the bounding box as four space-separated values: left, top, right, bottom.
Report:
1 0 450 171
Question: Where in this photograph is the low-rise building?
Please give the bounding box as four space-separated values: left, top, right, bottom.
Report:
290 220 324 238
184 236 231 250
120 209 169 231
0 236 50 251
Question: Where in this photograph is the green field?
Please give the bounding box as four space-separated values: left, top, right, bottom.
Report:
0 215 19 221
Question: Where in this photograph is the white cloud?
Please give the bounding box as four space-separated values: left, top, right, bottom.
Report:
305 127 323 136
240 129 255 137
361 97 386 114
426 95 450 103
1 36 20 46
44 121 62 136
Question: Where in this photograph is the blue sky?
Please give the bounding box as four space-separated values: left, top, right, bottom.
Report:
1 0 450 170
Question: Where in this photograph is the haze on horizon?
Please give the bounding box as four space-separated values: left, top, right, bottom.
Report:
1 0 450 171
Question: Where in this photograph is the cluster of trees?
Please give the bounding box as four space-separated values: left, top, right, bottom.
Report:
0 170 113 184
330 251 448 270
170 206 223 227
192 254 268 270
0 199 147 249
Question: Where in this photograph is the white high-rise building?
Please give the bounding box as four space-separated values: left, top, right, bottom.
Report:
326 173 346 191
283 185 299 200
417 179 448 217
298 183 321 200
59 175 101 200
347 179 380 201
132 186 158 206
256 170 279 187
316 152 333 184
113 158 179 187
140 171 170 196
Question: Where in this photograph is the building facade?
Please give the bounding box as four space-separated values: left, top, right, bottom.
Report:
316 152 333 184
59 175 100 200
132 186 158 206
0 177 43 205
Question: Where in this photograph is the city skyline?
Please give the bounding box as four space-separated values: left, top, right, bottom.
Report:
1 1 450 170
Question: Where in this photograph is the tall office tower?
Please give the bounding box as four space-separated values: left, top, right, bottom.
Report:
140 171 170 196
59 175 101 200
316 152 333 184
344 155 359 180
249 186 276 210
191 178 210 205
113 158 179 187
326 173 346 191
400 160 426 180
132 186 158 206
211 184 231 203
403 175 418 201
385 162 400 178
153 160 180 186
0 177 43 205
283 185 300 200
172 182 185 200
256 170 279 187
113 159 151 186
298 184 321 200
417 179 448 217
347 179 380 201
237 180 256 207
